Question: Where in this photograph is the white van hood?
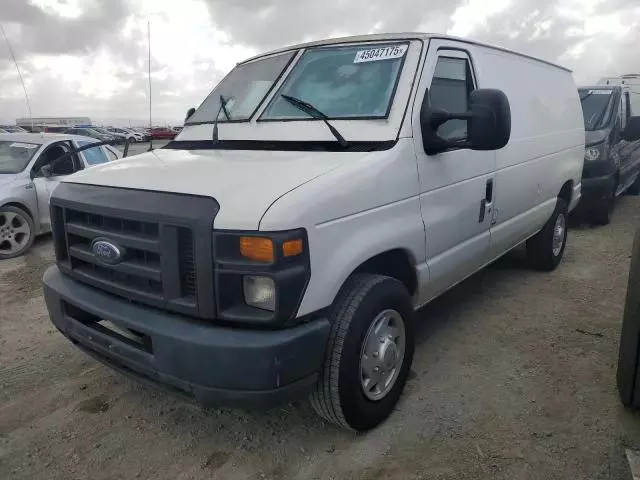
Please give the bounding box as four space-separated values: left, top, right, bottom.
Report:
64 148 353 230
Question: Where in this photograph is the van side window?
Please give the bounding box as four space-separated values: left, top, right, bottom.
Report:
630 92 639 117
429 56 475 141
621 93 628 130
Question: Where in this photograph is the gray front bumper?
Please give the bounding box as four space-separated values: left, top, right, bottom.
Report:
43 266 329 408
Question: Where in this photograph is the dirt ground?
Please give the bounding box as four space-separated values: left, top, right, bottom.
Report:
2 198 640 480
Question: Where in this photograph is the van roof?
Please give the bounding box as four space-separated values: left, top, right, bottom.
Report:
600 76 640 84
243 32 571 72
579 85 621 91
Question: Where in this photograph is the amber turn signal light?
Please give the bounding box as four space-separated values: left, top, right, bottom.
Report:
240 237 274 263
282 239 303 257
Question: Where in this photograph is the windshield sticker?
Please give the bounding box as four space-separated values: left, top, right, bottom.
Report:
354 45 408 64
9 142 38 149
589 90 613 95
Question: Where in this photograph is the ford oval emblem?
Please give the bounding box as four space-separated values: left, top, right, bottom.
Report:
91 238 124 265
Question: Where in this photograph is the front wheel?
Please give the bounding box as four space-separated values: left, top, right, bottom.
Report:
526 198 568 271
310 274 415 431
589 183 615 226
627 174 640 196
0 206 35 260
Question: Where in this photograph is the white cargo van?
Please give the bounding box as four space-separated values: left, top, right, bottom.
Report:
42 33 584 431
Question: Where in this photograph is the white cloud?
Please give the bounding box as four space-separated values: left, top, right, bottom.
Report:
30 0 83 18
448 0 513 37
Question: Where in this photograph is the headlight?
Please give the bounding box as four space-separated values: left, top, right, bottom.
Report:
243 276 276 311
585 145 602 161
214 229 309 324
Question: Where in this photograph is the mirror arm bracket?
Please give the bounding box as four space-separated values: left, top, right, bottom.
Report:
429 110 473 129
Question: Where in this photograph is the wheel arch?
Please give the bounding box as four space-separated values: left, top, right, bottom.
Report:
1 201 34 220
322 248 420 312
558 180 573 206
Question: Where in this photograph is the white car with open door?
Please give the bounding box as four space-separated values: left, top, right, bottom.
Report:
0 133 121 259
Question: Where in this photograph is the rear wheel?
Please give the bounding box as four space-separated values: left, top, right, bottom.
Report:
589 180 616 226
0 206 35 260
526 198 568 271
310 274 415 431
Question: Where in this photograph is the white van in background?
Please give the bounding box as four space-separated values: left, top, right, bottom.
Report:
42 33 584 431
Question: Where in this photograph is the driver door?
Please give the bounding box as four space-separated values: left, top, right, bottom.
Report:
413 43 496 304
31 141 83 231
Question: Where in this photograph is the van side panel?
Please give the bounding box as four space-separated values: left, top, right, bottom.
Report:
471 46 584 259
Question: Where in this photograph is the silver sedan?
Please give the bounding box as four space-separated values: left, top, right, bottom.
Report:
0 133 122 259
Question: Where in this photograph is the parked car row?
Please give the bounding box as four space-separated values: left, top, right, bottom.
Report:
106 127 149 143
0 125 28 134
5 124 181 142
64 127 126 145
149 127 179 139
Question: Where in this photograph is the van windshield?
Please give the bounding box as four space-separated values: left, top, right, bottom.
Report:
579 89 614 131
262 43 408 120
186 51 296 124
0 141 39 174
186 42 409 125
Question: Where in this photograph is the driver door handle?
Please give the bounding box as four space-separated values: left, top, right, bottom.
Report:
479 178 494 223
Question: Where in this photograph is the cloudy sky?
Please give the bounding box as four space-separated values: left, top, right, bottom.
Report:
1 0 639 126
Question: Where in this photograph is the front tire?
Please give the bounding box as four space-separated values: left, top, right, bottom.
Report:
627 174 640 196
310 274 415 431
589 179 617 226
526 198 568 271
0 206 35 260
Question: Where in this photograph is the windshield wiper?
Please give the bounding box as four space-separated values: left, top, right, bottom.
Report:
212 94 231 144
281 94 348 148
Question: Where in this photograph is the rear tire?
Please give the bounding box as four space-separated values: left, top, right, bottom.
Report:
310 274 415 431
526 198 568 271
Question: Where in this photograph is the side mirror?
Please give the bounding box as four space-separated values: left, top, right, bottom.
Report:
185 107 196 122
420 88 512 155
40 165 53 178
622 116 640 142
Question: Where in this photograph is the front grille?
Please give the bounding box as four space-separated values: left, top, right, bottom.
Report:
177 228 196 298
50 183 218 319
66 208 164 294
